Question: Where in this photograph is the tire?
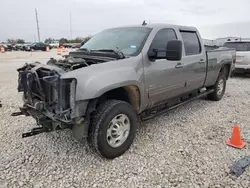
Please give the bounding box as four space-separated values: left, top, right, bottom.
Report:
88 100 138 159
207 71 227 101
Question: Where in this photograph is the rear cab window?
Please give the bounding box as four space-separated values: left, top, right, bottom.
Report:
223 42 250 51
180 31 201 56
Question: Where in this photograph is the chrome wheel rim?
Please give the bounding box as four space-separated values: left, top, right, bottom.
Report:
106 114 130 148
217 79 224 95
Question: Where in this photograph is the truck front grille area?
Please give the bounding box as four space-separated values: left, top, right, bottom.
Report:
18 66 75 123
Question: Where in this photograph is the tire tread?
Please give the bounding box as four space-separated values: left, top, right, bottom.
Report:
88 100 137 159
207 71 226 101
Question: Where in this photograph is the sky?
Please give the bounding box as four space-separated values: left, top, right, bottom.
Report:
0 0 250 42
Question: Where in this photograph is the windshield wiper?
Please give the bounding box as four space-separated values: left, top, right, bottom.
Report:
79 48 91 54
92 48 126 59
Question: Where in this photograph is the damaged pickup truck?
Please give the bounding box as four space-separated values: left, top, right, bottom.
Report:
13 24 236 159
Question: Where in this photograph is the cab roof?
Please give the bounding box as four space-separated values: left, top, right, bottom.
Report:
112 23 198 32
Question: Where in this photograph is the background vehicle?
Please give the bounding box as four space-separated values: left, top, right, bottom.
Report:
30 42 49 51
0 44 7 51
49 42 59 48
6 44 13 51
22 44 31 51
0 44 13 51
14 24 235 159
12 44 23 51
204 45 219 51
223 41 250 74
62 43 72 48
61 43 81 48
72 43 81 48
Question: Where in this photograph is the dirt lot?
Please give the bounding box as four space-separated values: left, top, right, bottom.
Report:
0 50 250 188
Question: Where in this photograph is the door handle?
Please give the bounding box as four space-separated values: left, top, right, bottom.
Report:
199 59 205 64
175 63 183 68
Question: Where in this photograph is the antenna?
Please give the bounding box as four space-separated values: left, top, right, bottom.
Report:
35 8 41 42
70 12 72 39
142 20 147 26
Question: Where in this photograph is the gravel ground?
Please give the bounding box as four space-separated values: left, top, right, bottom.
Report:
0 50 250 188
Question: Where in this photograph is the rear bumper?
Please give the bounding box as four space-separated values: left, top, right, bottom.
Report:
234 67 250 74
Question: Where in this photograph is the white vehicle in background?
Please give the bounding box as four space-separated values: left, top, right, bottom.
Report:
223 41 250 74
49 42 59 48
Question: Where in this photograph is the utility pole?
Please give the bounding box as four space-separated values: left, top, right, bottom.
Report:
70 12 72 39
35 8 41 42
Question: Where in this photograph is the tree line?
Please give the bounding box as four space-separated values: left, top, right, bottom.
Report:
4 36 92 44
45 36 92 44
6 39 25 44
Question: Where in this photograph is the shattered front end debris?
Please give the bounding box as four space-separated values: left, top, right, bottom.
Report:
13 61 88 138
231 156 250 176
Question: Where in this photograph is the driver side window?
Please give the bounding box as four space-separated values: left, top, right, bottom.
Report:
149 28 177 58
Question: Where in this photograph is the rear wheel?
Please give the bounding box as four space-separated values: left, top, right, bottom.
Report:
207 71 227 101
88 100 138 159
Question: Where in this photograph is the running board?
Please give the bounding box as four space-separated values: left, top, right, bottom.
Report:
141 89 214 121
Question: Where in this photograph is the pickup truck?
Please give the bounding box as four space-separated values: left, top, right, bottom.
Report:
30 42 50 51
13 23 236 159
223 40 250 74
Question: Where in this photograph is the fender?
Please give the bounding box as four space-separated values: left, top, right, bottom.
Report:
60 55 145 101
205 50 234 87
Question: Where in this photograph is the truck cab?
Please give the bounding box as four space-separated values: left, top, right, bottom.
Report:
143 25 207 107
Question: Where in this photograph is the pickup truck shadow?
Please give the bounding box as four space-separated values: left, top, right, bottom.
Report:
138 97 210 132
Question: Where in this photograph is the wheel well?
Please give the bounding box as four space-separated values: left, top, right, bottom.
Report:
97 86 140 111
220 64 230 79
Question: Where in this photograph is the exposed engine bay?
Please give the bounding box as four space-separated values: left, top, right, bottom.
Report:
47 49 125 71
47 56 106 71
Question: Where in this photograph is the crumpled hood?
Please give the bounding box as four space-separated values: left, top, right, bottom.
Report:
60 55 141 80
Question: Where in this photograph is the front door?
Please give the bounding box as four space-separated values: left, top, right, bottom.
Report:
144 28 186 107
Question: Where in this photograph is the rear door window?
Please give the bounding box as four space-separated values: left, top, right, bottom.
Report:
223 42 250 51
180 31 201 56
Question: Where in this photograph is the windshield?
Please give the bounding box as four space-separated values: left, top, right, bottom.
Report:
223 42 250 51
80 27 152 56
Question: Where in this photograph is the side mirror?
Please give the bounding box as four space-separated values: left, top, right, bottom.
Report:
148 48 168 59
166 40 182 61
148 49 158 59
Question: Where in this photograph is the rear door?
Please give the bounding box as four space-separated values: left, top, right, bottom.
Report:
179 30 207 92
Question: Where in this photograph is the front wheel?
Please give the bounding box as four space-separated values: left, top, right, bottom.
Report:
88 100 138 159
207 72 227 101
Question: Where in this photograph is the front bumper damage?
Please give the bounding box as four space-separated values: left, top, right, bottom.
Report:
12 62 90 138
